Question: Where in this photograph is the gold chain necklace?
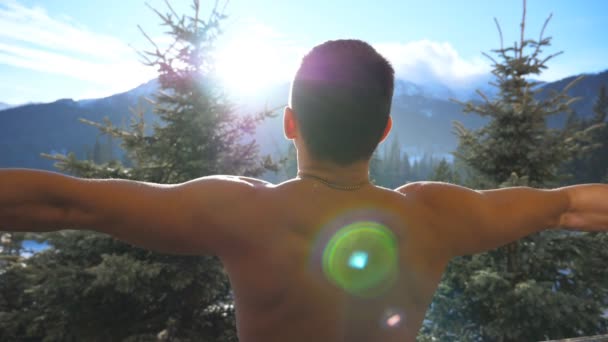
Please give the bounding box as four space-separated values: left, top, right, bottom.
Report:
297 172 370 191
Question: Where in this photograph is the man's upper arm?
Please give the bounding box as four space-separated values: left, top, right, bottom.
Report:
397 182 569 257
63 175 266 256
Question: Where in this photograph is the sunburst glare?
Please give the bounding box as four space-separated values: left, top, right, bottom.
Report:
214 27 297 97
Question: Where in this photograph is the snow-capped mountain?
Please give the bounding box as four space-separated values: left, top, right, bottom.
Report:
0 70 606 171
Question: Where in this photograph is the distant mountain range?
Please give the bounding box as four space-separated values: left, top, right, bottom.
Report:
1 70 607 171
0 102 13 111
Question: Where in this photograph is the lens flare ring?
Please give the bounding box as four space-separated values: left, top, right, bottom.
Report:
321 221 399 297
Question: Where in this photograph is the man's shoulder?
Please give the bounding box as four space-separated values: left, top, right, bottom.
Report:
233 176 275 188
394 181 470 206
179 175 274 197
394 181 439 196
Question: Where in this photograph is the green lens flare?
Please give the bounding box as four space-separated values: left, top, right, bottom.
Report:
322 221 398 297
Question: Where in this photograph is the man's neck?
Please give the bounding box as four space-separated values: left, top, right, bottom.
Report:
296 159 370 186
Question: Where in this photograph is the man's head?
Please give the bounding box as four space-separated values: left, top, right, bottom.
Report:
286 39 395 166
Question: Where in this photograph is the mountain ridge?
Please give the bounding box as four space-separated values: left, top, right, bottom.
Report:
1 70 606 171
0 102 13 111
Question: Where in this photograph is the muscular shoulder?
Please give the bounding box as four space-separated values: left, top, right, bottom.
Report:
392 181 467 248
394 181 470 209
232 176 275 189
395 181 442 197
176 175 274 201
166 175 276 255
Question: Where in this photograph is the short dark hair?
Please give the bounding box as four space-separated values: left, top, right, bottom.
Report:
290 39 394 165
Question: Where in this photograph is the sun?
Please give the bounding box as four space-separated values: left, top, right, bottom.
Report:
214 33 295 98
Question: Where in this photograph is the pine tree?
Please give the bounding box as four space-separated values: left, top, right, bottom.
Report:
0 232 29 338
281 144 298 181
384 136 405 188
585 85 608 181
369 149 383 185
0 1 274 341
562 85 608 184
401 151 411 182
424 2 608 341
593 86 608 123
430 158 460 183
369 138 412 188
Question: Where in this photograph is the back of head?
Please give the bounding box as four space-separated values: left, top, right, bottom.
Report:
291 39 395 166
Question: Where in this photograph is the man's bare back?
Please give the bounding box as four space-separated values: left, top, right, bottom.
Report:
221 178 447 341
1 170 608 341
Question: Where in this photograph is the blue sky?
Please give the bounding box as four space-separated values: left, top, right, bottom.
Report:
1 0 607 104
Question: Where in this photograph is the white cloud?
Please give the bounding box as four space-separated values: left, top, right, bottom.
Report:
0 0 155 98
374 40 491 89
0 0 131 59
0 42 150 84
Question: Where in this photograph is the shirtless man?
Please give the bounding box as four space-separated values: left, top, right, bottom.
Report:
1 39 607 342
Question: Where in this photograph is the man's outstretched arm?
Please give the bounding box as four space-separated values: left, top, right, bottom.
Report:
0 169 265 256
397 182 608 257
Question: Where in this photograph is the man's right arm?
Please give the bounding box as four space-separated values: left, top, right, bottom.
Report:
397 182 608 258
0 168 267 256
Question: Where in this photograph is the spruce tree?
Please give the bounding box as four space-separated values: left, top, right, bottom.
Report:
562 85 607 184
424 1 608 341
430 158 460 184
384 137 407 188
583 85 607 181
369 149 384 185
370 138 413 188
589 85 608 181
0 1 274 341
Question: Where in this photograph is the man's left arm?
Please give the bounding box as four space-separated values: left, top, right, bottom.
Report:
398 181 608 257
0 169 264 256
